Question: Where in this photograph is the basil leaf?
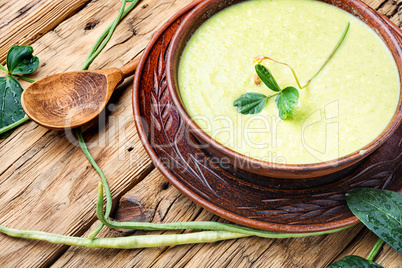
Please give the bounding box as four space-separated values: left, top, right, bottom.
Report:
326 255 383 268
6 46 39 75
255 64 281 92
233 92 268 114
275 86 299 120
346 189 402 253
0 77 25 138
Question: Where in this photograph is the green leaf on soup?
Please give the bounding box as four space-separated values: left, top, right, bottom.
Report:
326 255 383 268
346 188 402 254
275 86 299 120
255 64 281 92
0 77 25 138
233 92 268 114
6 46 39 75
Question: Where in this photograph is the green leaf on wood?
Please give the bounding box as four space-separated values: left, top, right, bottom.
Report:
326 255 383 268
346 188 402 253
0 77 25 138
255 64 280 91
275 86 299 120
6 46 39 75
233 92 268 114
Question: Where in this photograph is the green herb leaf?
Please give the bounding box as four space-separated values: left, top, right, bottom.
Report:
0 77 25 138
255 64 280 92
346 189 402 253
275 86 299 120
326 255 383 268
6 46 39 75
233 92 268 114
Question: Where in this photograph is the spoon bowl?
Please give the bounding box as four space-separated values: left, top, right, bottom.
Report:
21 58 139 130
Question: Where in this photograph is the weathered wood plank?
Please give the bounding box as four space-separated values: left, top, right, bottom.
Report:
0 0 92 64
0 0 192 266
1 0 401 267
378 0 400 17
334 228 402 267
53 170 383 268
361 0 387 10
52 168 207 267
0 82 153 267
375 244 402 267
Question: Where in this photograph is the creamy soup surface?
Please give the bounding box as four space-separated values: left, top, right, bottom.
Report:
178 0 400 164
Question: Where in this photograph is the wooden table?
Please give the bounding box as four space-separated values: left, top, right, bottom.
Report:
0 0 401 267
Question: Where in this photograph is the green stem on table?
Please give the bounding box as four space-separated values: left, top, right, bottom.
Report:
0 63 7 73
84 0 140 67
96 183 353 239
367 238 384 262
82 0 137 70
256 22 350 89
76 128 112 239
0 117 30 135
14 74 35 83
0 182 355 250
0 223 248 249
77 0 141 239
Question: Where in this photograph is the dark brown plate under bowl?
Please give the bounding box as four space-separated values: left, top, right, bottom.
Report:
167 0 402 179
133 0 402 232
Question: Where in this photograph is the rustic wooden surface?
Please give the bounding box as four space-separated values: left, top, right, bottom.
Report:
0 0 401 267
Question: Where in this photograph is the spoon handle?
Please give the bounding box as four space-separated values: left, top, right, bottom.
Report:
119 56 141 78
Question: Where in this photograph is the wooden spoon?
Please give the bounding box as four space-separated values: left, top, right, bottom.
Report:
21 58 140 130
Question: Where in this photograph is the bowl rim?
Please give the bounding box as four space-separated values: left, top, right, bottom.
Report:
166 0 402 175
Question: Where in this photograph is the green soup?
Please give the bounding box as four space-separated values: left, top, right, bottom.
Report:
178 0 400 164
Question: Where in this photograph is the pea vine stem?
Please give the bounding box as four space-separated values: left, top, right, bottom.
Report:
255 22 350 89
367 238 384 261
83 0 139 67
13 75 35 83
76 129 113 239
0 116 30 135
0 223 248 249
82 0 139 70
0 64 7 73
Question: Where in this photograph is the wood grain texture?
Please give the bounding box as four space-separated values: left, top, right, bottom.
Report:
0 0 91 64
53 169 402 268
21 68 124 130
0 0 401 267
0 0 187 265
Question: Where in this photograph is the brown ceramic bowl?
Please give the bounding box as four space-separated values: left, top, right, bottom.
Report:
167 0 402 179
